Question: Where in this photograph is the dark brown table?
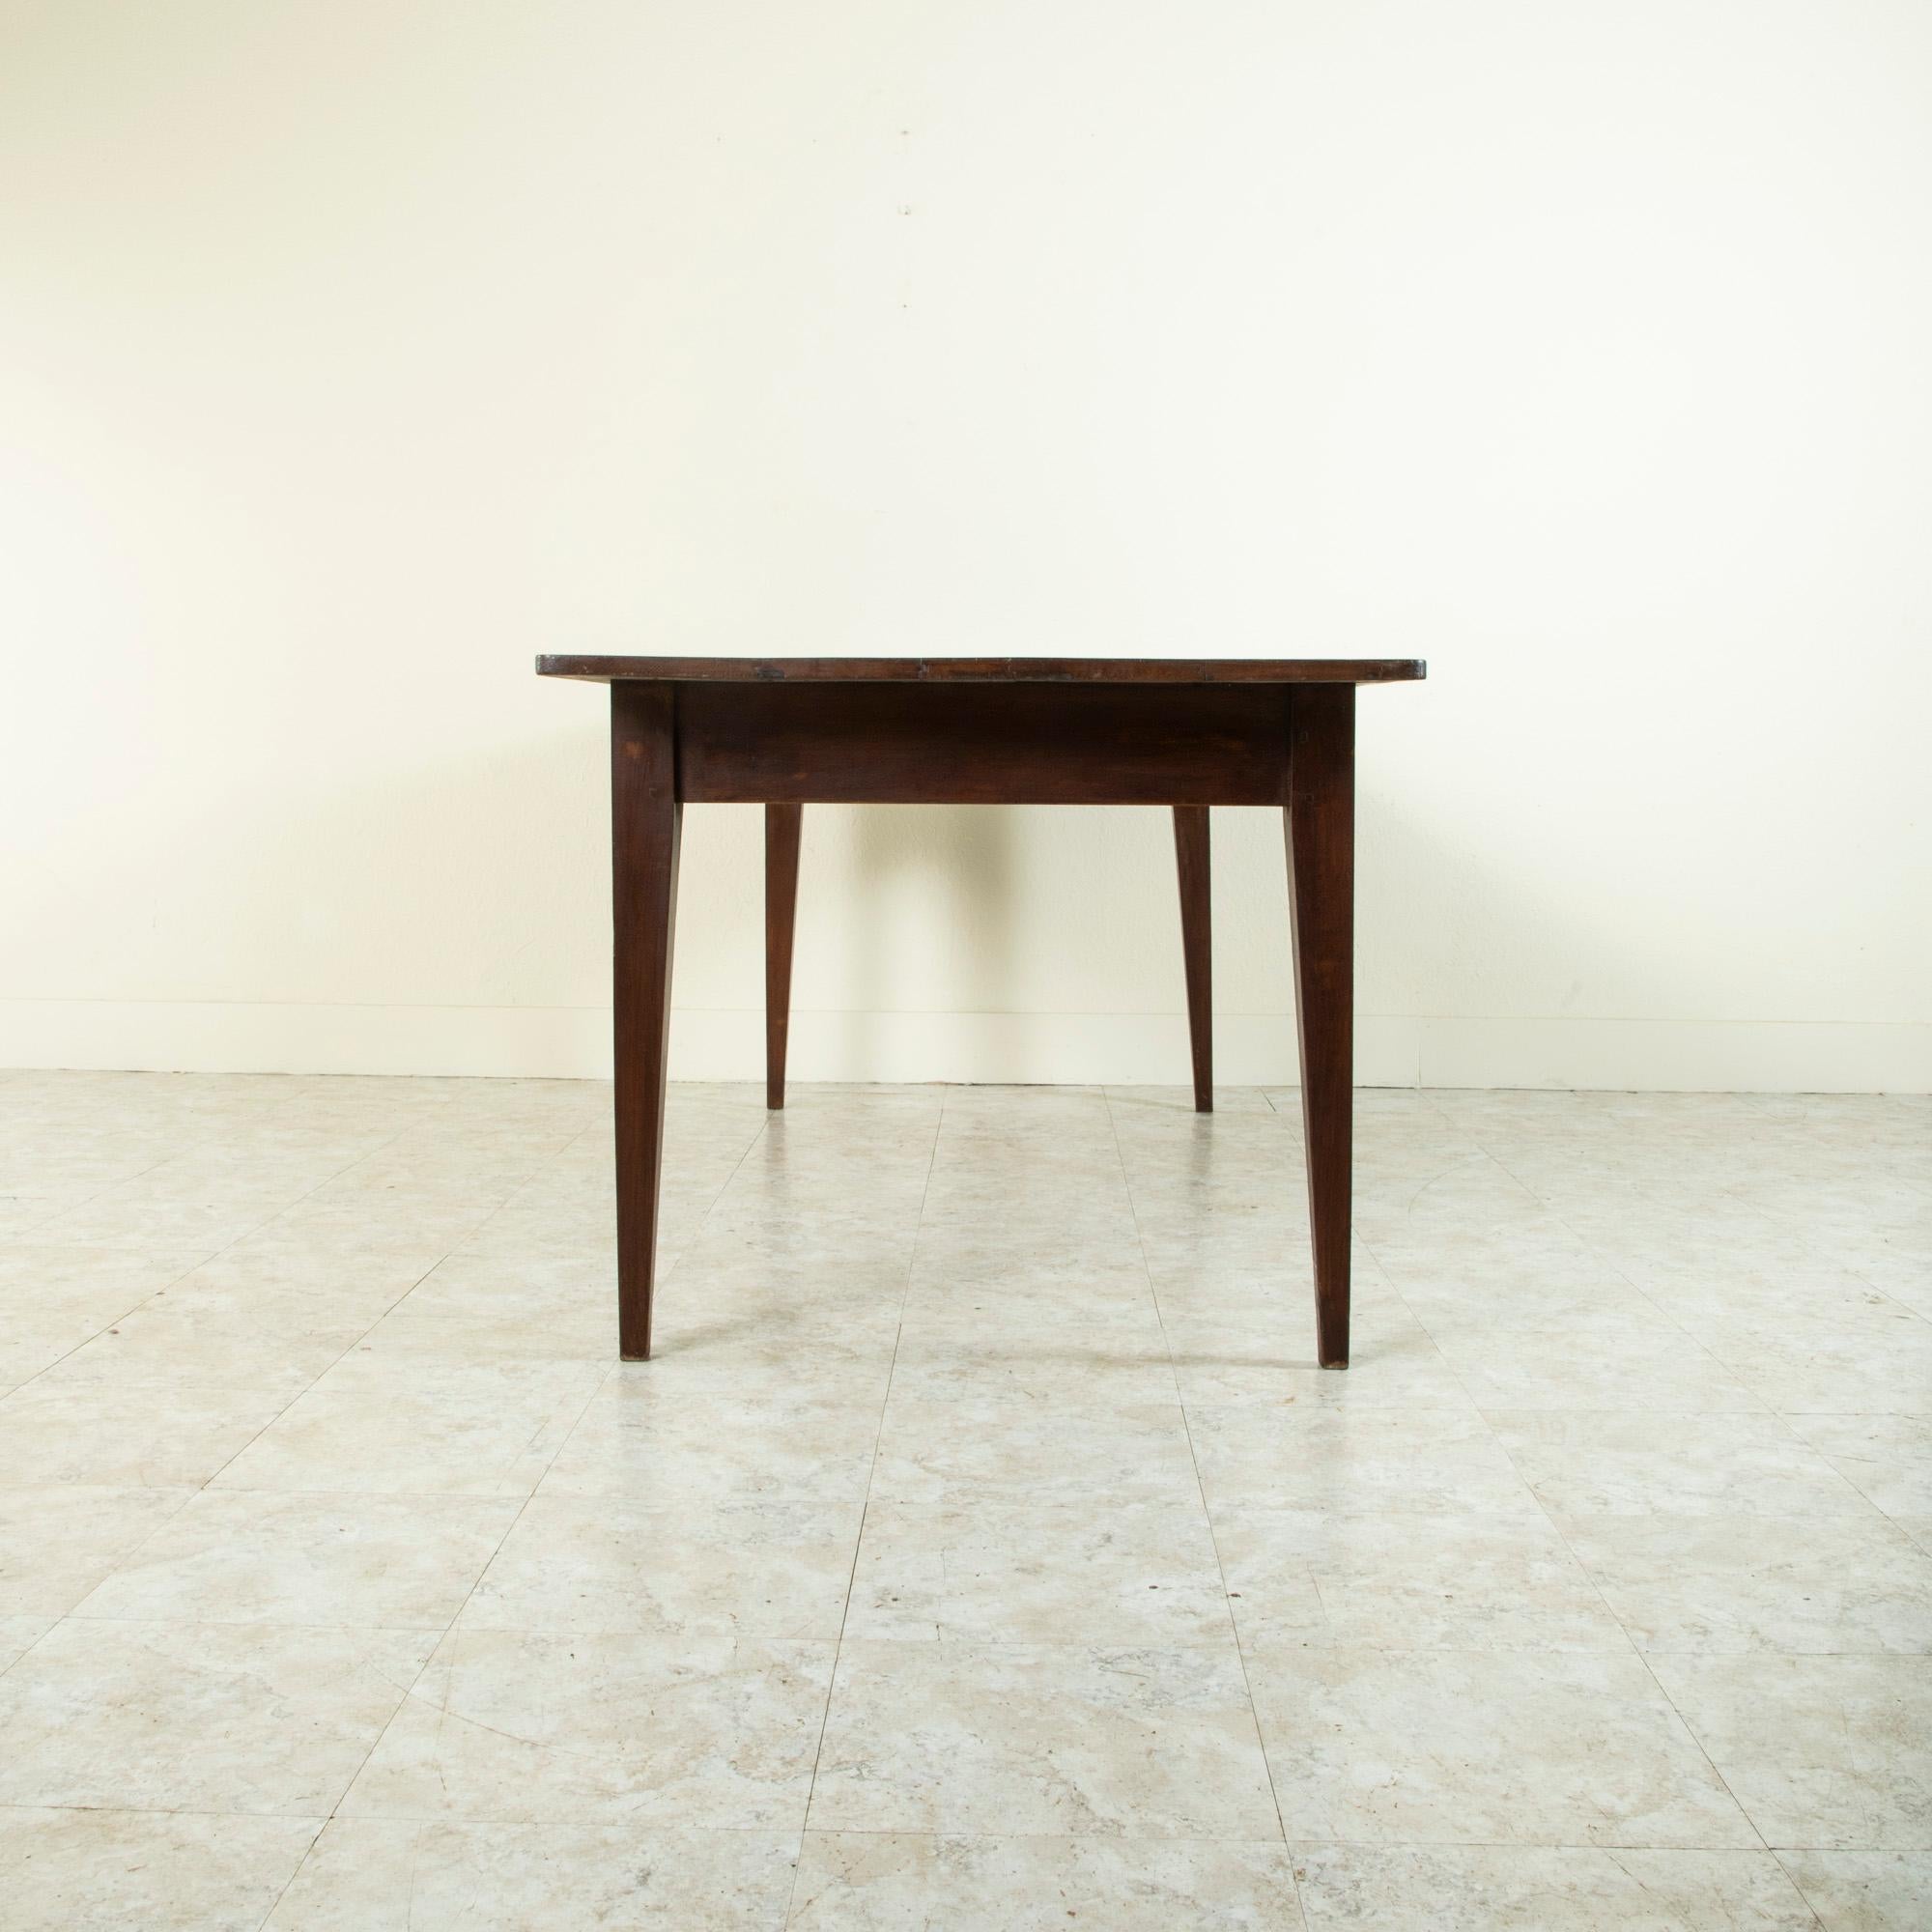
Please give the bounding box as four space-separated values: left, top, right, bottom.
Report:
538 656 1425 1367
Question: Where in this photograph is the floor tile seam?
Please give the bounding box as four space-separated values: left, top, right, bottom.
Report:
7 1613 474 1643
1662 1128 1932 1283
5 1188 400 1397
8 1117 469 1629
1098 1084 1294 1887
382 1116 610 1317
1094 1087 1247 1600
213 1113 602 1867
1448 1135 1844 1422
508 1363 610 1485
790 1633 1919 1662
1 1264 239 1397
1350 1225 1561 1507
795 1630 1261 1655
450 1118 601 1223
1345 1221 1463 1375
789 1826 1875 1850
645 1107 777 1298
0 1613 67 1685
1607 1640 1932 1659
357 1120 640 1494
0 1801 1848 1855
1715 1171 1932 1235
787 1090 947 1920
1284 1832 1853 1854
248 1816 336 1932
1454 1137 1727 1343
1767 1429 1932 1542
153 1479 582 1501
1839 1278 1932 1331
316 1804 1313 1841
176 1294 473 1496
314 1809 811 1833
1097 1082 1299 1130
1473 1414 1688 1668
1475 1389 1899 1521
1772 1404 1932 1421
1766 1849 1843 1931
44 1611 1919 1659
280 1432 571 1910
0 1480 211 1638
1499 1426 1779 1861
0 1800 339 1823
5 1080 324 1245
1670 1257 1932 1358
45 1606 464 1635
787 1825 1836 1848
1469 1403 1913 1423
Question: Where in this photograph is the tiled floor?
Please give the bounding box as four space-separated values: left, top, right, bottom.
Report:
0 1073 1928 1929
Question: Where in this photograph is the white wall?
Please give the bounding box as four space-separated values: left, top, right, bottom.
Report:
3 0 1928 1092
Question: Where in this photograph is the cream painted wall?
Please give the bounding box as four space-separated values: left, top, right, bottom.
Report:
3 0 1928 1091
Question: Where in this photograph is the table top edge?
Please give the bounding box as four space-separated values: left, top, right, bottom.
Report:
535 655 1427 684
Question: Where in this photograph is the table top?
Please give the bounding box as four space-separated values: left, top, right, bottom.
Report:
537 655 1426 685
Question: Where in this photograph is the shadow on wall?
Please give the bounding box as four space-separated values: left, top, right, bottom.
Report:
844 804 1019 1077
165 693 1648 1086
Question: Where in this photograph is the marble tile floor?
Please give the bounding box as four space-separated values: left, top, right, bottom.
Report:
0 1070 1927 1929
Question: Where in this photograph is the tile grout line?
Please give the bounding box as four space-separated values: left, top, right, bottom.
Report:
0 1797 1872 1854
503 1099 776 1490
1581 1096 1932 1337
1768 1850 1833 1930
189 1099 568 1497
631 1097 777 1304
1469 1128 1819 1427
5 1800 1860 1861
17 1083 595 1917
1468 1111 1911 1507
6 1078 407 1398
1406 1105 1833 1867
1484 1415 1783 1861
1100 1086 1307 1928
54 1092 765 1638
1326 1096 1802 1892
1453 1123 1793 1864
781 1089 946 1928
247 1100 629 1932
7 1072 325 1244
1438 1115 1905 1538
0 1102 500 1693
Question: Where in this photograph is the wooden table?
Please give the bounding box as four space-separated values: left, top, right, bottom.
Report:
538 656 1425 1367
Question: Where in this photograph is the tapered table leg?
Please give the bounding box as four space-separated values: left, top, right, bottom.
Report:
1172 806 1212 1113
765 803 802 1110
1285 685 1354 1368
611 683 681 1360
